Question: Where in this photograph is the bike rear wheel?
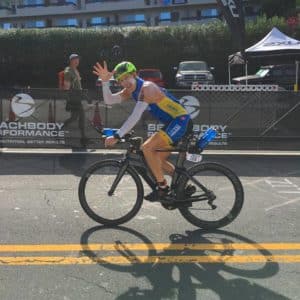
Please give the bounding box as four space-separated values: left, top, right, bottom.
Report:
78 160 144 225
177 162 244 229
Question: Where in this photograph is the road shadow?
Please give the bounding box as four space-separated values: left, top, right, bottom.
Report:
0 153 299 178
80 226 290 300
0 153 114 176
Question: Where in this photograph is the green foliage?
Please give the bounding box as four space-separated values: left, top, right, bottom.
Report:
245 14 287 45
0 15 297 88
259 0 296 18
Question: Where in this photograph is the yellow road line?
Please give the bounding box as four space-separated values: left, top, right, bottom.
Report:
0 243 299 252
0 255 300 266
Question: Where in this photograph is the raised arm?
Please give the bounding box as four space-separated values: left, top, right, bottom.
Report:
93 61 128 104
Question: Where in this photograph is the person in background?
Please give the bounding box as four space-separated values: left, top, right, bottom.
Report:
63 54 88 147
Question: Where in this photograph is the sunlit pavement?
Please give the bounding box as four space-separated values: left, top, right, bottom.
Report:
0 152 299 300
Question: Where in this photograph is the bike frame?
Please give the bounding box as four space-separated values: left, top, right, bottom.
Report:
108 144 211 201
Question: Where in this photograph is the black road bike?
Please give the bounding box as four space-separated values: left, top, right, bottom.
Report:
78 133 244 229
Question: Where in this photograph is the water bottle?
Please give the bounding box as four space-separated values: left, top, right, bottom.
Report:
102 128 118 137
197 128 217 150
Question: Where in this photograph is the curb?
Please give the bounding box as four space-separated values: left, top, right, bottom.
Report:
1 148 300 157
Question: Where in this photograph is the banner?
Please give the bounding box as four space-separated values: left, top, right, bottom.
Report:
0 88 300 150
0 89 103 148
216 0 245 51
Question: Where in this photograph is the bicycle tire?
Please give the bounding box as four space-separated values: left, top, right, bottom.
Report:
78 159 144 225
177 162 244 229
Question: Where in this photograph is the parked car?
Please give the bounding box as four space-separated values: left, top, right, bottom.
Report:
232 64 300 90
137 68 165 87
175 61 215 88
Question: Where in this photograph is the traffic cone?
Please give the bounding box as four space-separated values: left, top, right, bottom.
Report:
92 102 103 132
48 102 54 123
8 98 15 122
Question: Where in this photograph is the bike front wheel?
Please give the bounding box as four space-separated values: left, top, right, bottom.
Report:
78 160 144 225
177 162 244 229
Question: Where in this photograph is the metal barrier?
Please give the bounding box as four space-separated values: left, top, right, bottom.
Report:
0 87 299 150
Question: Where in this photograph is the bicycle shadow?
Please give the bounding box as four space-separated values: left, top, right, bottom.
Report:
80 226 290 300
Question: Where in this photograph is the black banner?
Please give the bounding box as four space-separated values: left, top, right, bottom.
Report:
216 0 245 51
0 88 103 148
0 88 300 150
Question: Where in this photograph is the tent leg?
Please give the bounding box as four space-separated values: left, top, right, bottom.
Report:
245 61 248 86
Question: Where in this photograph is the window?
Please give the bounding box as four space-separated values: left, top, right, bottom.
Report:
3 23 12 29
172 0 187 4
160 11 171 21
24 20 45 28
135 14 145 22
56 18 78 27
89 17 109 26
256 69 269 77
22 0 44 6
54 0 77 6
272 69 283 77
201 8 218 18
122 14 145 24
179 62 208 71
286 68 295 76
36 21 44 27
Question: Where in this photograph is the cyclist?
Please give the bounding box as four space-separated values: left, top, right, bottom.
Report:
93 61 193 200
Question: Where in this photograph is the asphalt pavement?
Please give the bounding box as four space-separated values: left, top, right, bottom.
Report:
0 151 299 300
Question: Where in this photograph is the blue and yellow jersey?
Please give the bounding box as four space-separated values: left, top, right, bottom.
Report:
132 77 187 124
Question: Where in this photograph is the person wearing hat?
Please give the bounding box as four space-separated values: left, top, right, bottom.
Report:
64 54 81 90
93 61 192 201
63 53 88 147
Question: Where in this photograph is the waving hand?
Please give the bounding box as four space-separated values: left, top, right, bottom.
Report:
93 61 114 82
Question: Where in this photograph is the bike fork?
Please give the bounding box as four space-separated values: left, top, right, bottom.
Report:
108 162 129 196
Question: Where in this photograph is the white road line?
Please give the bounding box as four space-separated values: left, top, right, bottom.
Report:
265 179 294 186
249 181 288 201
242 177 272 186
136 215 157 220
278 191 300 194
265 197 300 211
218 177 272 192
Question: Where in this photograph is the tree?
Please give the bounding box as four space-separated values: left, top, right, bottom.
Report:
0 0 11 7
254 0 296 18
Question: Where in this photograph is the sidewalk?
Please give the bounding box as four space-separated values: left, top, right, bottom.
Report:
1 148 300 156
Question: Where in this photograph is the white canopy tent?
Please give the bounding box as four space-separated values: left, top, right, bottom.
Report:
228 27 300 87
246 27 300 56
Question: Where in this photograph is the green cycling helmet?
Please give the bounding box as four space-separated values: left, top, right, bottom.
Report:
113 61 137 81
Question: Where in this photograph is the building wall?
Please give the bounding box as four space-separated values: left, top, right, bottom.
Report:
0 0 222 29
0 0 258 29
